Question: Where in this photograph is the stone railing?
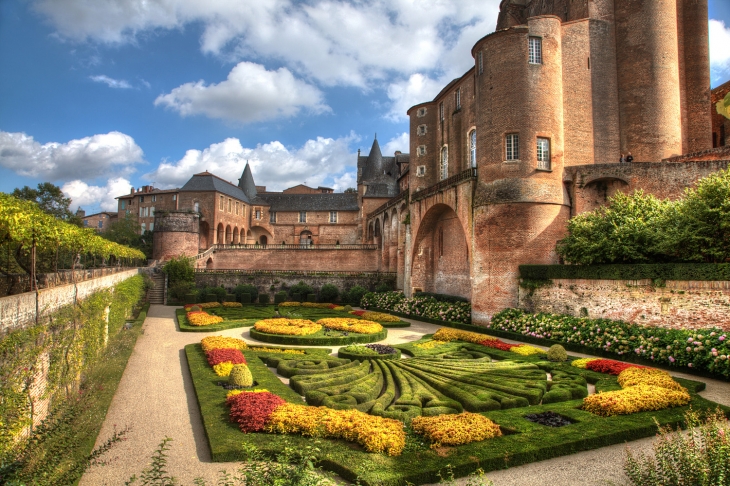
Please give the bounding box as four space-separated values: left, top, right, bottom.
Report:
211 243 378 250
411 168 477 202
1 266 138 297
367 190 408 219
194 269 395 277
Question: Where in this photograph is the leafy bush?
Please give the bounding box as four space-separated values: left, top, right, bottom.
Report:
414 291 469 303
289 281 313 300
228 364 254 388
274 291 287 304
162 256 195 285
240 293 251 304
234 284 258 303
345 286 368 306
375 282 392 293
168 281 194 301
259 293 270 304
306 293 316 303
546 344 567 362
319 284 339 303
519 263 730 281
362 291 471 324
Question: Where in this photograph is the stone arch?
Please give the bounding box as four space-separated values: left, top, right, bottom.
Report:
250 226 274 246
199 221 210 250
225 225 232 244
382 213 391 272
206 257 213 269
411 203 470 300
374 218 382 248
233 227 240 244
216 223 224 245
577 177 631 214
246 229 252 244
259 235 268 245
367 222 374 243
300 230 313 246
389 210 399 272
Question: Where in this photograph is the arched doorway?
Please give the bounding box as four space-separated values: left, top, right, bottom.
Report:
199 221 210 250
259 235 268 245
233 227 240 244
216 223 224 245
411 204 470 300
225 225 232 244
300 230 313 246
206 257 213 269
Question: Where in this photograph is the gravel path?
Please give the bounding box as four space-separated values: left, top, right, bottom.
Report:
80 305 730 486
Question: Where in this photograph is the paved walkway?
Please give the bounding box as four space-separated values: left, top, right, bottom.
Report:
80 305 730 486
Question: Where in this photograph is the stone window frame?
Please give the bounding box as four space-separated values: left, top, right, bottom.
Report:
417 107 427 117
536 137 551 170
299 211 307 223
528 36 543 65
416 165 426 177
478 51 483 75
439 101 444 121
172 194 177 201
219 195 224 210
228 198 232 213
417 145 427 156
255 208 262 220
270 211 276 223
440 145 449 180
152 195 157 202
121 200 126 210
455 88 461 111
469 129 477 168
417 124 427 136
329 211 338 223
139 195 145 203
505 133 520 161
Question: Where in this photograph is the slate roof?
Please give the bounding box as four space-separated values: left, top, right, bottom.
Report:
180 171 250 203
238 163 258 200
258 193 359 211
357 138 400 198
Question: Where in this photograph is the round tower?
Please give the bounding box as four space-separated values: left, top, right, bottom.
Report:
614 0 683 161
152 211 200 261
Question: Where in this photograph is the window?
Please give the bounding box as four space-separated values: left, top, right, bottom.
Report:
478 51 483 75
98 220 103 229
417 107 427 117
417 145 427 156
121 201 126 209
440 146 448 180
149 222 154 231
537 137 551 170
139 196 144 203
329 211 337 223
439 102 444 121
270 211 276 223
455 88 461 110
83 220 89 227
505 133 519 161
194 202 200 213
150 206 155 217
172 194 177 201
235 202 239 215
141 223 146 232
228 198 232 212
299 211 306 223
139 207 144 218
469 130 477 168
219 196 224 210
529 37 542 64
152 195 157 202
255 209 261 220
417 124 427 136
416 166 426 177
438 227 444 257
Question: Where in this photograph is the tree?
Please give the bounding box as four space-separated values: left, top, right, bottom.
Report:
102 214 152 259
12 182 82 226
344 188 357 193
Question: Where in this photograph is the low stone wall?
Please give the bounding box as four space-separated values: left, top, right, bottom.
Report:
202 247 379 272
194 272 396 301
0 268 141 332
518 278 730 331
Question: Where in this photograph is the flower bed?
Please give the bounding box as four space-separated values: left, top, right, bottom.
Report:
184 302 221 309
411 412 502 448
582 384 691 416
317 318 383 334
585 358 644 375
253 318 321 336
201 336 248 352
186 310 224 326
206 348 247 366
350 311 401 323
490 308 729 378
222 301 243 308
361 291 471 324
432 327 497 344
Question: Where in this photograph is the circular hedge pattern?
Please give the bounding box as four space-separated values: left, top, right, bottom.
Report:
338 345 402 361
317 318 383 334
253 318 321 336
249 327 388 346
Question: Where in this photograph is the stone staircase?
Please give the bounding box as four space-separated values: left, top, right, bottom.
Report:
148 273 166 304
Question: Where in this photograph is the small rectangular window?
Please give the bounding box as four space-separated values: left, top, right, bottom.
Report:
478 51 483 74
529 37 542 64
150 206 155 217
417 124 427 136
172 194 177 201
255 209 261 220
152 195 157 202
299 211 306 223
329 211 337 223
537 137 551 170
417 145 427 156
270 211 276 223
83 220 89 227
121 201 126 209
219 196 224 210
235 202 239 215
505 133 519 161
98 220 103 229
141 223 146 232
417 107 427 117
416 166 426 177
439 102 444 121
228 198 232 212
455 88 461 110
149 222 154 231
139 196 144 203
139 207 144 218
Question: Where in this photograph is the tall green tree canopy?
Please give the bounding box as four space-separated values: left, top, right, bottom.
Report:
11 182 82 225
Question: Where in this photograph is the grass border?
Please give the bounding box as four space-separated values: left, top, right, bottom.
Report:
249 328 388 346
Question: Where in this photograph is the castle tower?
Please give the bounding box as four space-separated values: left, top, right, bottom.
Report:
152 211 200 261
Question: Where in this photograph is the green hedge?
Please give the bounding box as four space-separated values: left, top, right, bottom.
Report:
175 309 259 332
337 348 402 361
519 263 730 281
249 328 388 346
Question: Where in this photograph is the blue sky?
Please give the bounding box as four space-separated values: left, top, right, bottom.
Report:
1 0 729 213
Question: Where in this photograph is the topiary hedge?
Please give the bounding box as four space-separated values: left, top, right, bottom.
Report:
519 263 730 282
249 328 388 346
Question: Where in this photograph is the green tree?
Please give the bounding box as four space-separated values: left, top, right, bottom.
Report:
162 256 195 286
12 182 82 226
102 215 153 259
556 191 670 265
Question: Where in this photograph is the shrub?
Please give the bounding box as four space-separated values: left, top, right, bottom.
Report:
346 286 368 306
582 384 690 416
186 311 224 326
306 293 316 303
291 293 302 302
363 291 471 324
547 344 568 362
224 293 236 303
319 284 339 303
254 318 322 336
228 364 254 388
162 256 194 286
169 281 195 301
222 301 243 308
586 359 644 375
343 305 353 312
317 318 383 334
289 281 313 300
240 293 251 304
200 336 248 352
259 294 270 304
210 286 227 301
234 284 258 303
188 305 201 312
274 291 287 304
375 282 392 293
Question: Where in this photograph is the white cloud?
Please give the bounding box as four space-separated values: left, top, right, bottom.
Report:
709 19 730 86
382 132 409 156
62 177 132 212
154 62 329 123
385 73 446 121
0 131 143 181
90 74 133 89
145 132 359 192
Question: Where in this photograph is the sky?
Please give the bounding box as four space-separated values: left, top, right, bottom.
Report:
1 1 729 214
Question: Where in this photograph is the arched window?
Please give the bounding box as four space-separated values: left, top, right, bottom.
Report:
193 202 200 213
469 130 477 168
440 146 448 180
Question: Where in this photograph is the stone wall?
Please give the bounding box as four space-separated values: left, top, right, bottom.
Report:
194 272 396 301
518 278 730 331
0 268 140 332
204 247 379 272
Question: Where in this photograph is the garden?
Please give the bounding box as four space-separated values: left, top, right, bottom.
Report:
186 319 729 485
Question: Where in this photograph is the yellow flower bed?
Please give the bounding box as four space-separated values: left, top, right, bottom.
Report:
359 311 400 323
302 302 333 308
278 302 301 307
582 384 691 417
617 368 687 393
265 403 405 456
317 318 383 334
227 389 270 398
414 340 450 349
186 311 224 326
201 336 248 352
249 347 306 355
254 318 321 336
509 344 546 356
411 412 502 448
222 301 243 308
571 358 599 369
432 327 497 344
198 302 222 309
213 362 234 377
333 306 345 311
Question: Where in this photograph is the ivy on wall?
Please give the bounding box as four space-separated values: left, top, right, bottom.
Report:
0 274 146 464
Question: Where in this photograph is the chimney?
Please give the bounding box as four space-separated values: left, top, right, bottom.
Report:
130 187 135 194
395 151 402 155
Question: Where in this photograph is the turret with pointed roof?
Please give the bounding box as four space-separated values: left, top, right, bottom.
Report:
357 136 399 198
238 162 258 200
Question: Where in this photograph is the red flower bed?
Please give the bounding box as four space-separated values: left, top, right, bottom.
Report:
328 304 338 309
479 339 519 351
350 310 366 316
226 391 286 433
585 359 644 375
205 348 247 367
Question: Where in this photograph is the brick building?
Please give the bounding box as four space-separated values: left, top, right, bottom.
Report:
78 210 118 232
712 80 730 148
152 0 729 324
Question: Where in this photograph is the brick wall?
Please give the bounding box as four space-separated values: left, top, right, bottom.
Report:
205 247 379 272
519 278 730 332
